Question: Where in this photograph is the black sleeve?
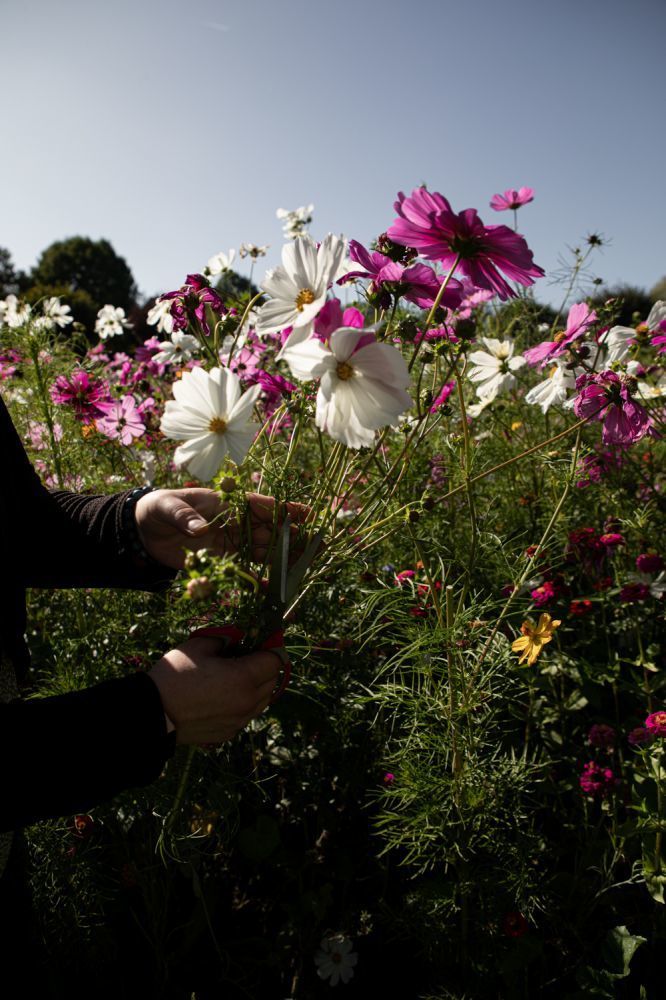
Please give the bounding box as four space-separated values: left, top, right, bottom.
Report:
0 671 176 833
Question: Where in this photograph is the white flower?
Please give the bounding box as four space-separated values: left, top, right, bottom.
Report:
206 248 236 276
152 331 200 366
524 361 577 413
255 234 346 336
147 298 174 335
281 326 412 449
95 304 132 340
0 294 31 329
160 366 260 480
39 296 73 329
466 393 496 418
276 203 314 239
598 325 635 364
647 300 666 332
239 243 269 259
314 934 358 987
467 337 526 399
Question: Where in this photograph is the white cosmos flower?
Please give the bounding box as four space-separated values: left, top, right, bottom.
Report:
598 325 635 364
95 304 132 340
152 331 200 366
239 243 269 259
627 359 666 400
647 300 666 331
255 234 346 336
314 934 358 987
160 366 260 480
524 360 577 413
147 297 174 334
281 326 412 449
276 203 314 239
206 248 236 276
39 296 73 329
1 294 31 329
467 337 526 399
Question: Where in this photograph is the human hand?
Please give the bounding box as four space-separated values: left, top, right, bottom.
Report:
134 488 310 570
148 635 282 745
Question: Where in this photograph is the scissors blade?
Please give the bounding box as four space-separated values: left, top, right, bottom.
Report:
283 530 324 607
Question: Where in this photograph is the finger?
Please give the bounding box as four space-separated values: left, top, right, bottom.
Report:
157 494 211 536
238 650 282 687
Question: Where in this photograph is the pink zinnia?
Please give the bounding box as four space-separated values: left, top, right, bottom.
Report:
51 370 111 424
645 711 666 736
636 552 664 574
341 239 463 311
531 580 557 607
524 302 597 368
588 723 615 749
599 532 625 548
573 370 653 447
579 761 618 798
387 187 544 301
490 187 535 212
628 726 653 746
95 395 146 445
619 582 650 603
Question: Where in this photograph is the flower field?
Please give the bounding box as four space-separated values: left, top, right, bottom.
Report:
2 188 666 998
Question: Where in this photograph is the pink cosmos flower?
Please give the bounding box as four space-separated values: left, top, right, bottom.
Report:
340 239 463 310
95 395 146 445
490 187 535 212
430 381 456 412
28 421 63 451
314 298 364 342
51 370 111 423
573 371 653 446
579 761 619 798
645 711 666 736
524 303 597 368
387 187 544 301
636 552 664 574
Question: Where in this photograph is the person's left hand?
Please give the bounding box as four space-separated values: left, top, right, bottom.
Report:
134 487 310 570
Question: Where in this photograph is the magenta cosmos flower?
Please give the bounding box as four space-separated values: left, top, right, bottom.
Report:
524 302 597 368
50 370 111 424
490 187 535 212
573 370 653 446
340 239 463 310
387 188 544 301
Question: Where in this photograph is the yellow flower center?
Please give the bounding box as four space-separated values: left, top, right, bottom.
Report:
553 330 566 343
653 711 666 726
294 288 315 312
336 362 354 381
209 417 228 434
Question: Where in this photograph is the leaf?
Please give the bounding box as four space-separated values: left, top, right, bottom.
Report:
600 924 646 978
238 815 280 862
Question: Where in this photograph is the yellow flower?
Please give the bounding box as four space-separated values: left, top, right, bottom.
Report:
511 613 561 666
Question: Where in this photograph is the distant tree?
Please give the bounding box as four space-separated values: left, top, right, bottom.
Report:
589 283 653 327
30 237 138 314
213 270 259 302
649 276 666 303
0 247 22 297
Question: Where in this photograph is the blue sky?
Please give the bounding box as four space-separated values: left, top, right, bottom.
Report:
2 0 664 308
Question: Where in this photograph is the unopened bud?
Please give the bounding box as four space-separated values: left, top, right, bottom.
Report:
186 576 213 600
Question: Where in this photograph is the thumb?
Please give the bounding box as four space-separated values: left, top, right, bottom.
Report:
162 496 209 536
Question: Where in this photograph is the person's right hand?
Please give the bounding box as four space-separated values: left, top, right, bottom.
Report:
147 635 282 745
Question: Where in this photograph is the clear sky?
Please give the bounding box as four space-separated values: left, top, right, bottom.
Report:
2 0 665 308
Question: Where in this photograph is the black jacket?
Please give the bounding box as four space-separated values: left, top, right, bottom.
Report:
0 392 177 834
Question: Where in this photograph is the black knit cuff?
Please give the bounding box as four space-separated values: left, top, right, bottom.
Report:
118 487 165 572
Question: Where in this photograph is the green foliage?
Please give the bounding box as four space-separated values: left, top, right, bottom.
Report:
30 235 138 318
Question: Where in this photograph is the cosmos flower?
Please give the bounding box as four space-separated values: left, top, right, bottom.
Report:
280 326 412 449
255 234 347 336
147 297 175 335
511 612 561 666
95 304 133 340
314 934 358 987
490 187 535 212
340 239 463 310
50 370 111 423
524 360 577 413
95 395 146 445
523 303 597 368
276 203 314 239
387 187 544 300
152 331 200 366
205 248 236 276
467 337 526 399
160 365 260 480
573 370 653 446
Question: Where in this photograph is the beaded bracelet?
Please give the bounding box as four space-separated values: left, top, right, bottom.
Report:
119 486 159 569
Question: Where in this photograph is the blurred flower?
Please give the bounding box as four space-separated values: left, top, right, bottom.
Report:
36 296 73 330
636 552 664 574
147 297 175 334
205 248 236 276
96 395 146 445
569 598 593 617
256 234 346 337
524 303 597 368
0 294 31 328
599 532 624 548
573 370 653 446
502 911 529 937
490 187 534 212
383 772 395 785
160 366 260 479
511 612 561 666
524 360 577 413
579 761 618 798
72 814 95 838
314 934 358 986
95 304 132 340
588 723 615 749
387 187 544 301
152 331 200 366
239 243 269 259
645 711 666 736
531 580 557 607
647 300 666 353
628 726 653 746
28 421 63 451
619 581 650 603
276 203 314 239
467 337 526 399
598 324 636 364
281 326 412 449
430 381 456 412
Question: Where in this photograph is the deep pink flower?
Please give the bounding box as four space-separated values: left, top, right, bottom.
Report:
619 582 650 603
430 381 456 412
645 711 666 736
628 726 653 746
524 302 597 368
314 298 364 342
531 580 557 607
395 569 416 586
383 772 395 785
636 552 664 574
503 912 529 938
600 533 625 548
50 370 111 423
95 395 146 445
341 239 463 310
588 723 615 749
569 599 593 617
573 370 653 447
490 187 534 212
387 187 544 301
579 761 619 798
